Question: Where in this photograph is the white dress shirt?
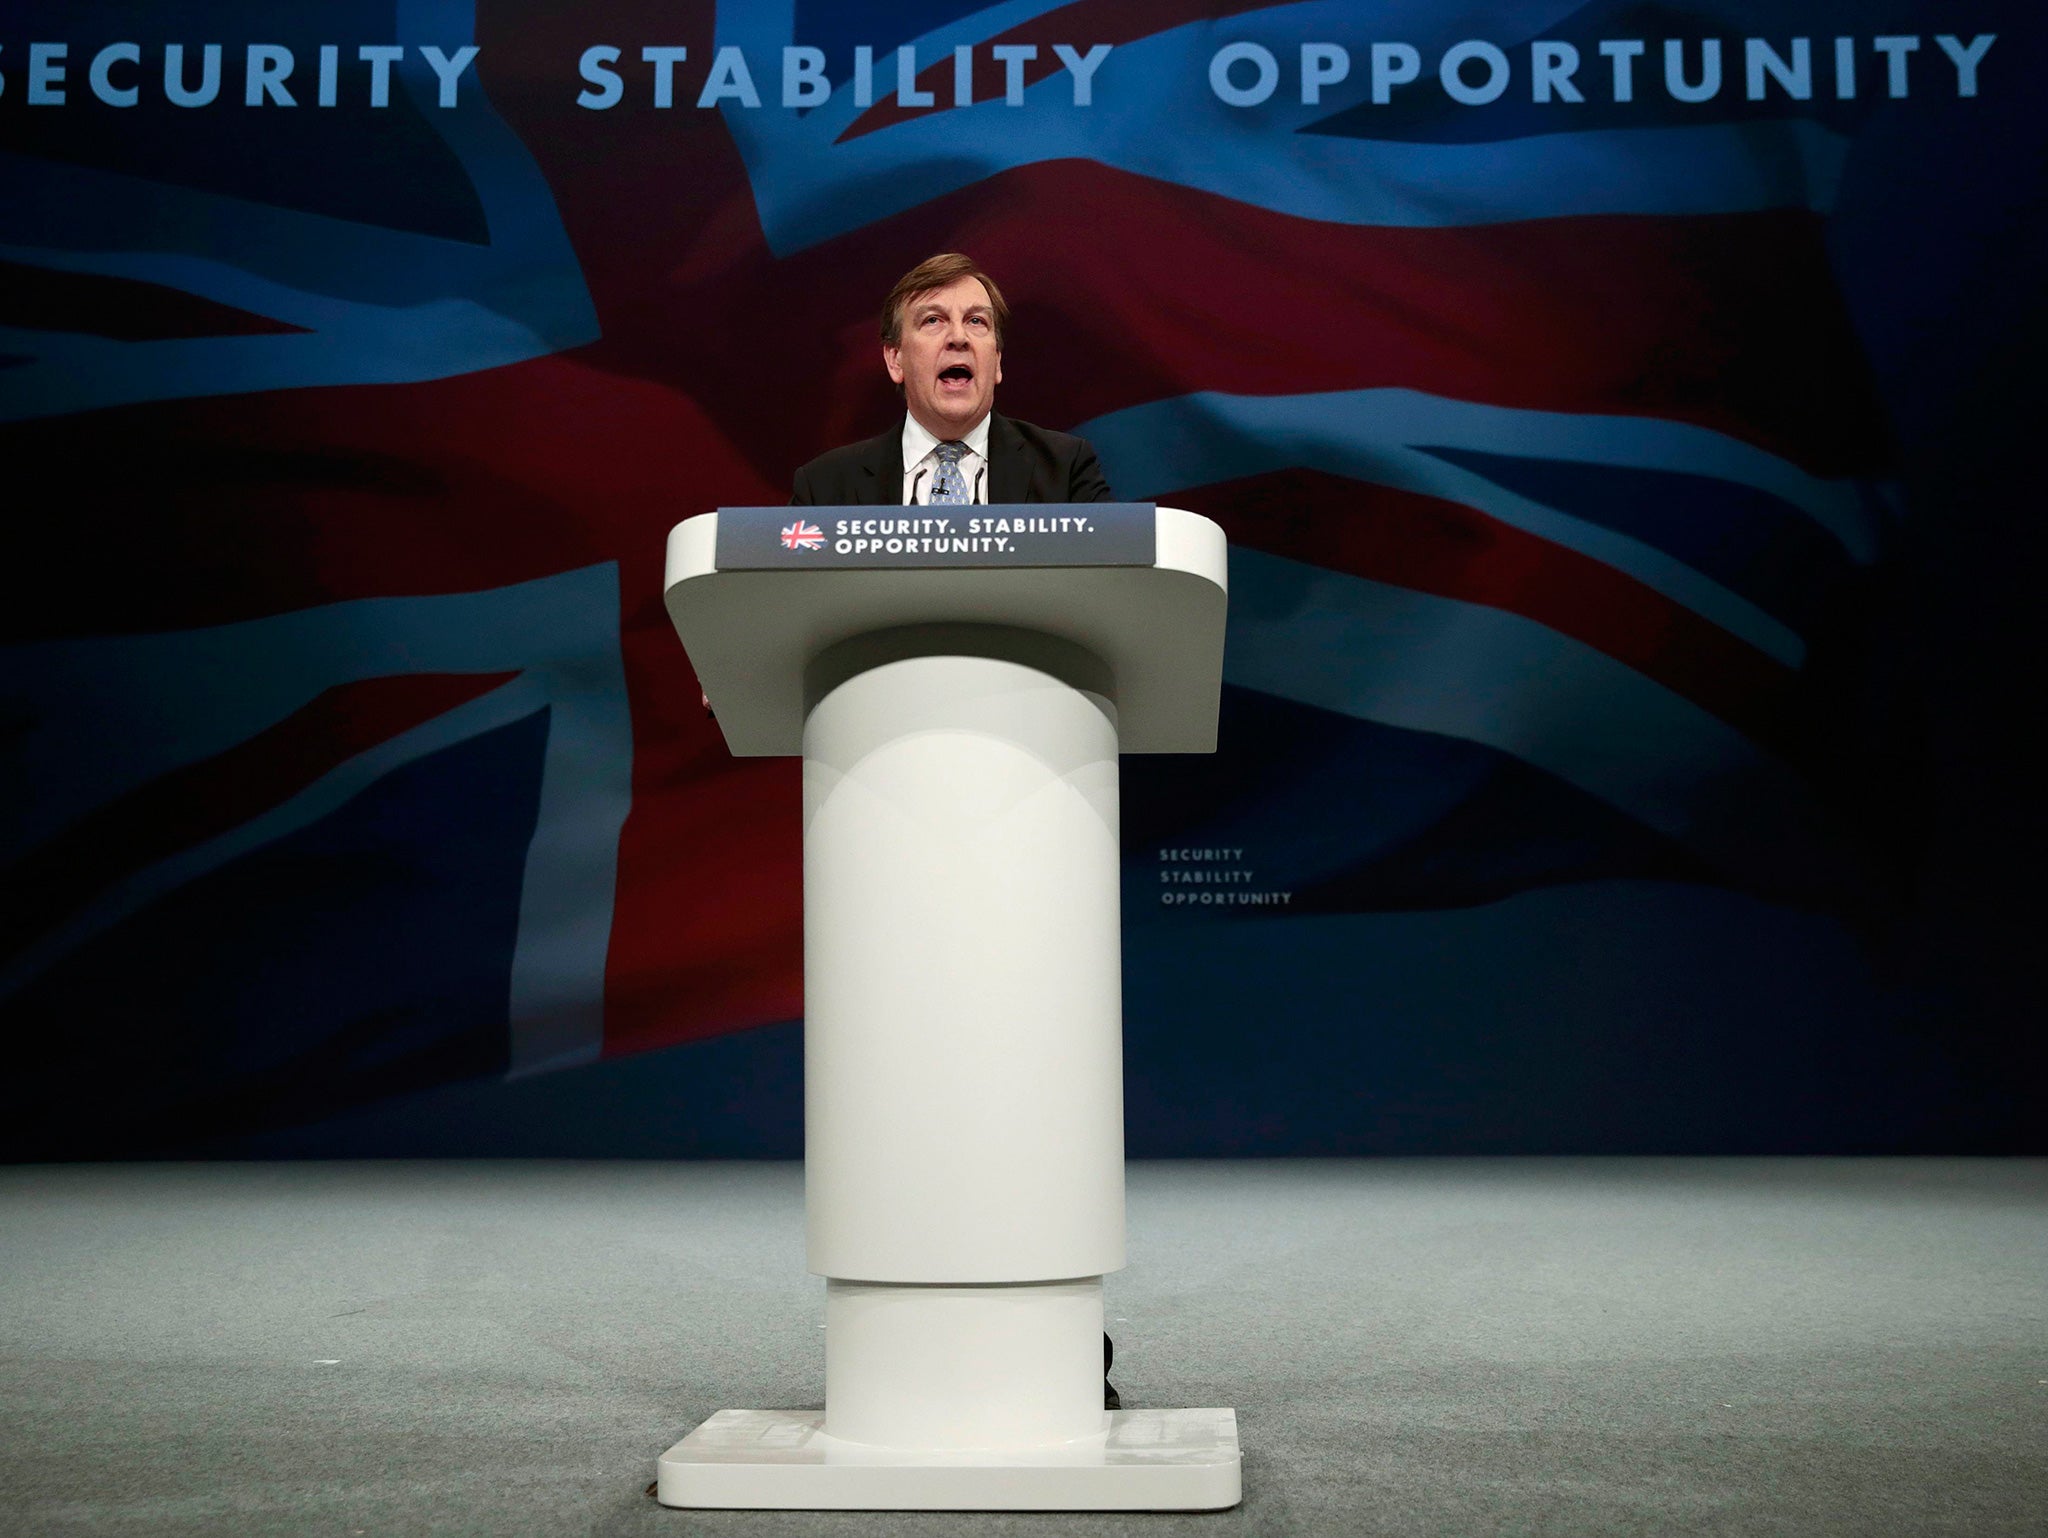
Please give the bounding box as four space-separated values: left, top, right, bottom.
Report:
900 413 991 505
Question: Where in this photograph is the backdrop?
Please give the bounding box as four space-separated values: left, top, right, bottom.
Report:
3 1 2041 1158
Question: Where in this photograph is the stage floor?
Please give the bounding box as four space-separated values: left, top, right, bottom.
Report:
2 1158 2042 1536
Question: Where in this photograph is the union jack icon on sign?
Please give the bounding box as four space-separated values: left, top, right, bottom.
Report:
780 520 825 551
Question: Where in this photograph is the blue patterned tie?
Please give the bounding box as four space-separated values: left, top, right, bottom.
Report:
929 441 970 505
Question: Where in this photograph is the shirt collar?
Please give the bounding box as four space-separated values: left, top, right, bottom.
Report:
901 411 991 471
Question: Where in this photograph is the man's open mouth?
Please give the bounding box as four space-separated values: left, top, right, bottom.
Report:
938 365 974 383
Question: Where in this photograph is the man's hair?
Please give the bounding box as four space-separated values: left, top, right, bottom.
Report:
880 253 1009 350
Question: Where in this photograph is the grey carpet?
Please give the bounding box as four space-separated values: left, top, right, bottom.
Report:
1 1159 2042 1537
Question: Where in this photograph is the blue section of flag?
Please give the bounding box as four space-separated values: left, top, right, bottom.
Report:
1119 883 1964 1154
2 711 550 1156
0 0 598 423
1124 685 1709 921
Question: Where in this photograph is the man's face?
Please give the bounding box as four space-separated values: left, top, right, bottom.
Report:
884 275 1003 438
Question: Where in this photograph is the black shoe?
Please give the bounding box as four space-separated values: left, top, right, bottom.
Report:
1104 1330 1119 1410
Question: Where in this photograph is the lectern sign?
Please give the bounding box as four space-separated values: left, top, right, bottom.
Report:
716 504 1157 570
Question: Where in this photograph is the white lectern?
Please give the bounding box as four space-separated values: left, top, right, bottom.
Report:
655 503 1238 1511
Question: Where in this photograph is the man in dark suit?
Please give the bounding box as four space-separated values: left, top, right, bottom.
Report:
790 252 1116 507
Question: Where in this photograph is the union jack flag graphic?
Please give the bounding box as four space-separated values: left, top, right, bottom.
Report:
0 0 1989 1154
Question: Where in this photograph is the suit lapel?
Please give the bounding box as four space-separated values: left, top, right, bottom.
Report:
860 426 902 506
986 414 1028 505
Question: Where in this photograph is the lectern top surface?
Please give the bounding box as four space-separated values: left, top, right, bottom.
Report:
664 505 1227 756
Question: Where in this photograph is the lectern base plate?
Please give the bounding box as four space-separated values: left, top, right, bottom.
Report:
656 1406 1241 1510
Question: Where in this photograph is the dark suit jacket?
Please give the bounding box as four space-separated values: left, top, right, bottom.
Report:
790 413 1116 506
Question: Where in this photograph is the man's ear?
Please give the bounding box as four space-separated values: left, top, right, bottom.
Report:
882 343 905 385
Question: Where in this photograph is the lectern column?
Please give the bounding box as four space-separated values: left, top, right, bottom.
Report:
657 503 1239 1507
802 647 1124 1446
